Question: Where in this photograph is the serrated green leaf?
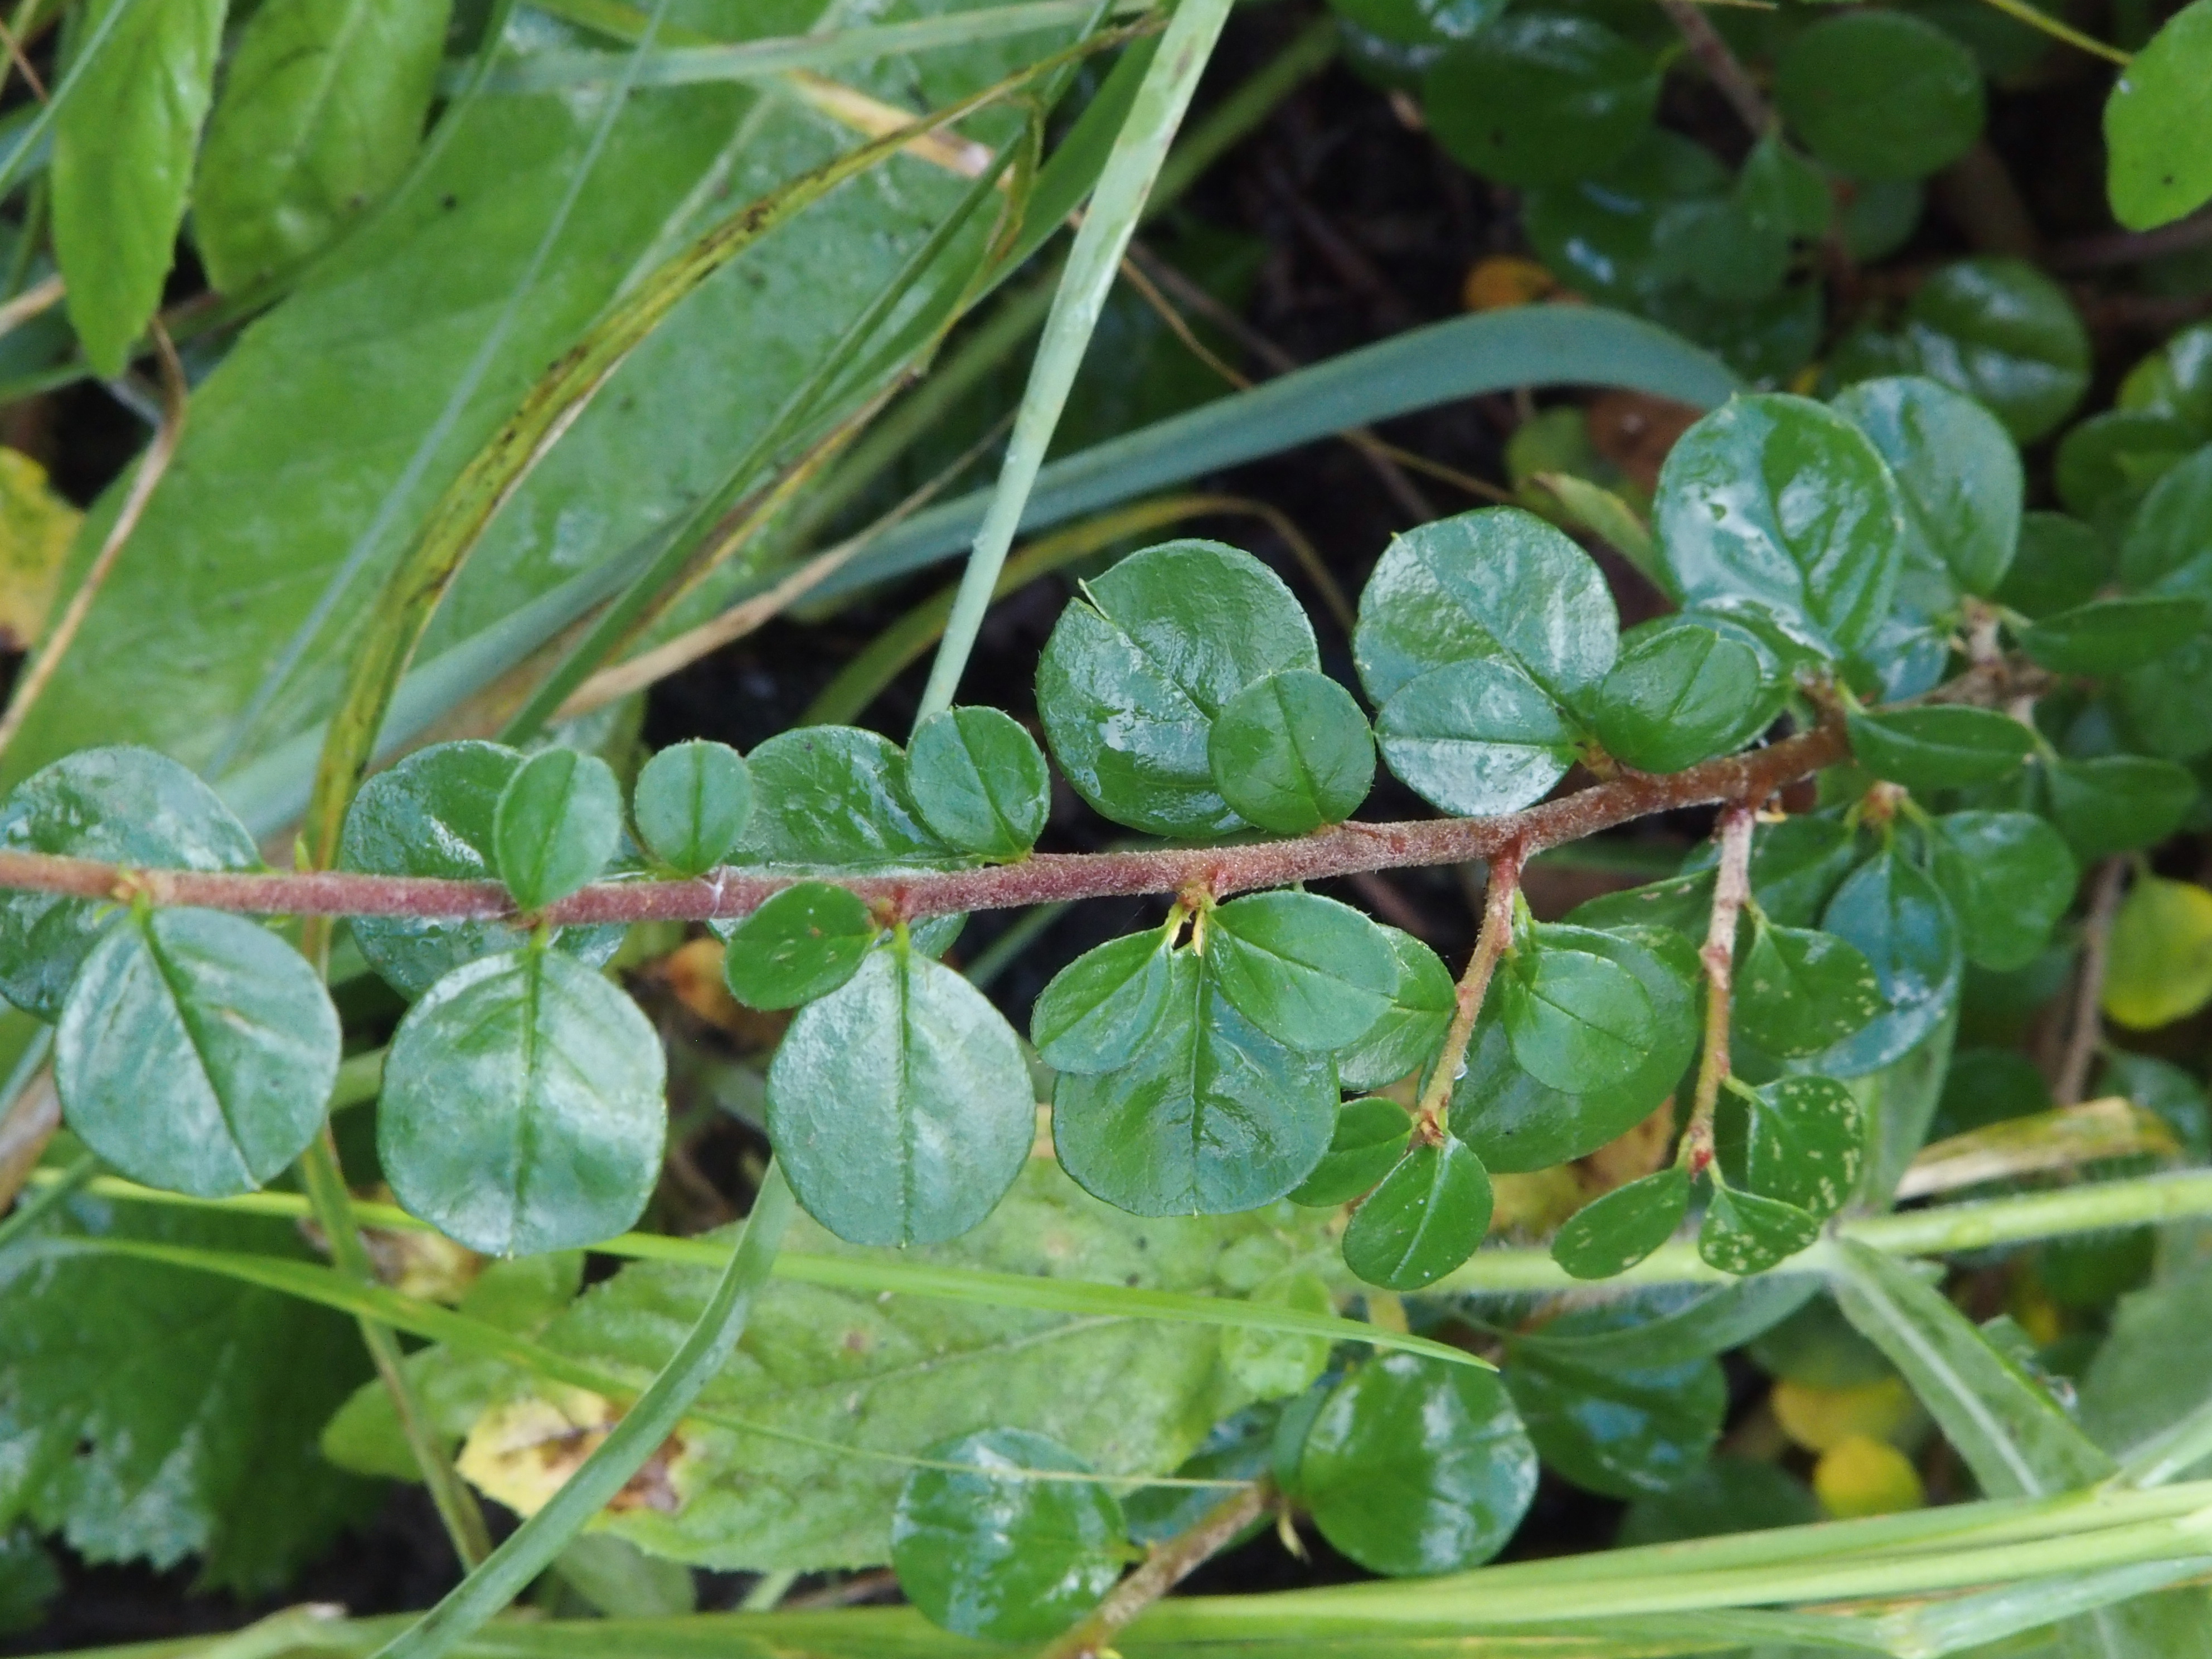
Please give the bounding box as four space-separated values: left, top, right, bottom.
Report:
1333 926 1454 1093
494 747 622 910
1505 1316 1725 1498
633 740 752 876
1926 809 2077 972
1734 921 1884 1057
1342 1133 1492 1291
1776 12 1983 182
1550 1166 1690 1279
1697 1185 1820 1275
1499 942 1657 1094
1422 13 1658 187
56 908 338 1198
2043 753 2198 861
720 881 877 1011
1743 1075 1864 1219
734 726 954 870
1288 1096 1414 1207
1207 669 1374 834
1891 258 2092 443
1589 616 1778 773
906 706 1050 858
1036 540 1319 838
0 746 260 1020
2021 595 2208 676
2104 874 2212 1031
1375 657 1582 817
1814 850 1961 1076
2105 0 2212 230
1832 375 2021 598
1846 706 2036 793
769 942 1033 1247
380 945 665 1255
1030 926 1176 1075
1299 1354 1536 1576
890 1428 1124 1641
1205 890 1398 1054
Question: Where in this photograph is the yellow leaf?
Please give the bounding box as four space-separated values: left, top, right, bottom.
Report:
1461 255 1556 312
1772 1375 1918 1453
1813 1435 1925 1519
0 448 80 651
457 1388 690 1520
2103 875 2212 1030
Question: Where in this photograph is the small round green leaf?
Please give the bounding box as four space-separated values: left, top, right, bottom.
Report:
1522 133 1731 308
1815 851 1962 1075
1423 13 1659 187
1743 1075 1864 1219
2119 445 2212 592
1698 1185 1821 1275
380 947 666 1255
1845 706 2035 792
0 746 260 1020
890 1428 1126 1641
56 908 338 1197
1551 1166 1690 1279
1205 891 1399 1053
2043 755 2197 862
632 740 752 875
1499 944 1657 1094
1031 926 1177 1074
1996 512 2112 619
1342 1133 1492 1290
768 943 1034 1246
2106 0 2212 231
721 881 878 1010
1589 617 1777 773
1289 1096 1415 1206
1831 375 2022 598
493 748 620 911
1776 12 1984 181
1895 258 2090 443
1207 670 1374 833
1618 1456 1821 1544
1301 1355 1537 1576
2021 595 2207 676
1926 810 2077 972
1333 926 1455 1093
1733 921 1884 1057
2053 410 2197 527
1376 658 1580 817
1505 1327 1726 1498
734 726 952 868
908 706 1050 858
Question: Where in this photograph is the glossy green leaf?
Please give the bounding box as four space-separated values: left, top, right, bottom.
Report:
721 882 879 1011
768 942 1034 1247
734 726 954 870
52 0 226 373
1776 12 1983 181
1207 670 1374 834
0 746 260 1020
632 740 752 876
1205 890 1399 1054
1333 0 1505 47
1564 869 1716 937
1617 1455 1820 1545
2043 753 2198 861
1123 1405 1276 1546
2053 410 2198 526
1832 375 2021 598
1375 658 1582 817
890 1428 1124 1642
56 908 338 1197
493 747 622 911
1734 921 1884 1057
1505 1321 1726 1498
1299 1355 1537 1576
2117 634 2212 761
1522 132 1731 309
1332 926 1454 1093
907 707 1050 858
2106 0 2212 230
1354 506 1618 707
2117 442 2212 595
1550 1166 1690 1279
2021 594 2207 676
1743 1075 1864 1219
193 0 451 293
1926 809 2077 972
1341 1133 1492 1291
1653 394 1907 655
1289 1096 1414 1206
1745 814 1866 928
1815 850 1962 1075
1893 258 2093 443
1498 942 1656 1094
1697 1185 1820 1275
380 945 665 1256
1030 925 1177 1074
1053 951 1337 1216
1996 511 2109 619
1846 706 2035 792
1422 13 1659 187
1589 616 1778 773
339 740 618 1000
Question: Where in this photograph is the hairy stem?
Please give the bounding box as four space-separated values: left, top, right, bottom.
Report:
2055 856 2128 1106
1411 846 1522 1142
1040 1480 1274 1659
1684 804 1757 1173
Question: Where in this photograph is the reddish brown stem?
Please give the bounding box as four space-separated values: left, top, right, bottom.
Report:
1657 0 1772 136
1412 845 1524 1142
1684 803 1757 1176
1038 1481 1273 1659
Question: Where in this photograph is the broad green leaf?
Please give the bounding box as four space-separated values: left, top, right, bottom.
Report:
1333 0 1506 47
720 882 878 1011
1341 1133 1492 1291
2022 594 2207 676
1893 258 2093 443
1745 813 1865 926
1550 1166 1690 1279
381 946 666 1255
1743 1075 1863 1219
1332 926 1454 1093
1997 511 2109 619
1288 1097 1414 1207
2056 410 2200 529
56 908 338 1198
1523 132 1731 309
339 740 619 999
906 706 1050 858
1354 506 1618 707
1422 13 1658 187
632 740 751 876
1832 375 2021 597
1653 394 1907 654
52 0 227 373
192 0 451 293
2117 635 2212 760
0 746 260 1020
2117 443 2212 594
1505 1319 1725 1498
1036 541 1319 838
2121 317 2212 430
1521 1278 1819 1369
768 942 1033 1246
1589 616 1778 774
1775 12 1984 181
2043 754 2198 861
1375 657 1582 817
890 1428 1124 1641
2103 875 2212 1031
1205 890 1399 1053
1565 869 1716 937
493 747 622 910
1814 850 1961 1076
1846 706 2035 793
1498 942 1656 1094
734 726 954 870
1207 670 1374 834
1734 921 1884 1058
1697 1185 1820 1275
2082 1267 2212 1476
1031 926 1177 1074
1299 1355 1536 1576
1926 809 2077 972
1222 1269 1336 1400
1457 923 1698 1171
2105 0 2212 230
1617 1455 1820 1545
